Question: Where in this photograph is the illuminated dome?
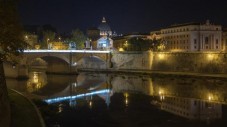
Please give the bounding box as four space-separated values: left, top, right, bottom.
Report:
98 17 112 36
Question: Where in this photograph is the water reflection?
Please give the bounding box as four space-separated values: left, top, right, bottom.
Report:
6 72 227 126
27 71 47 93
159 96 222 122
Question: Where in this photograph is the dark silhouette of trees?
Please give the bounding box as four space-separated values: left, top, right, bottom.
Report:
0 0 27 126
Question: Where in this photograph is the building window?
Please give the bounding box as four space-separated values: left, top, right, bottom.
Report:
216 39 219 44
206 46 208 49
216 28 219 30
216 46 219 49
194 46 197 49
205 37 209 44
194 39 197 44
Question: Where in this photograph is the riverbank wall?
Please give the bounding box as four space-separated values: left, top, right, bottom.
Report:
111 51 227 74
4 51 227 78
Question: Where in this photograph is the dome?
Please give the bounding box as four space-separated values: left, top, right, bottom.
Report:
98 17 111 31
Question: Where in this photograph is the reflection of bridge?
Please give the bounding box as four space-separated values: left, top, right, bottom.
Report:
44 89 111 107
18 50 111 77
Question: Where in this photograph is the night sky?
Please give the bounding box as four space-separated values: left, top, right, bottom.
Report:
18 0 227 34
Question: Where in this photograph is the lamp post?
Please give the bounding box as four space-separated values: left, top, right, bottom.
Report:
124 41 129 51
47 38 50 49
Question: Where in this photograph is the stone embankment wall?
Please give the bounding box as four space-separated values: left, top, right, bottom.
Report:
112 51 227 73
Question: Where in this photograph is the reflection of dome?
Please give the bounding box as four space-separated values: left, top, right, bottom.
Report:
98 17 112 36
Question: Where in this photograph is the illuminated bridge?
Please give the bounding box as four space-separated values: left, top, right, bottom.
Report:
17 50 112 76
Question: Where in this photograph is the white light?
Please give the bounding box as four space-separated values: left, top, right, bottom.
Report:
45 89 110 104
24 50 110 53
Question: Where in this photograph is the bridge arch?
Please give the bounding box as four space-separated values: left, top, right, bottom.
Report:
75 56 107 69
26 54 70 65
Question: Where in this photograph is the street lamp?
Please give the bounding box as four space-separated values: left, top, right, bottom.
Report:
25 35 28 39
47 38 50 49
124 41 129 51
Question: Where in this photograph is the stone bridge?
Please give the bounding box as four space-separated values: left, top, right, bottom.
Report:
18 50 111 76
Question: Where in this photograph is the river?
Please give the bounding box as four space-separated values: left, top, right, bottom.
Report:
6 71 227 127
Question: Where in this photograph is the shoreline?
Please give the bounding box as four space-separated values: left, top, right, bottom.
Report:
6 69 227 79
78 68 227 79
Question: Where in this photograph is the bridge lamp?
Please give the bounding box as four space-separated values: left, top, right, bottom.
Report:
25 35 28 39
72 62 77 66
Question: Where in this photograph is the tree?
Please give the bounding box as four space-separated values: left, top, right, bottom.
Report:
42 30 56 49
70 29 87 49
124 37 151 51
0 0 27 126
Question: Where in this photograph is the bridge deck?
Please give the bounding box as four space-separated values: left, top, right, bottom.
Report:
24 50 111 53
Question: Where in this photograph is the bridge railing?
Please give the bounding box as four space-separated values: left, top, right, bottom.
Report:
24 49 111 53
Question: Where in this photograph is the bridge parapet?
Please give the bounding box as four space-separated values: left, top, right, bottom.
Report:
20 50 111 75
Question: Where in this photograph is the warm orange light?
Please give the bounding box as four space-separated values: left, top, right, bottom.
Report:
119 48 124 51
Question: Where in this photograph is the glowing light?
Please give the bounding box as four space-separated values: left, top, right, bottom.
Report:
25 35 28 39
124 93 129 106
33 73 39 83
159 89 165 101
89 101 92 108
24 50 111 53
158 53 165 60
208 94 213 101
45 89 110 104
207 54 214 60
119 48 124 51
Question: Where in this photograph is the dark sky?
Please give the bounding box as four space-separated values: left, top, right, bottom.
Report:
18 0 227 34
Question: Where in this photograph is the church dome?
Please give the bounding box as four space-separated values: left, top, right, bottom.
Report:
98 17 111 31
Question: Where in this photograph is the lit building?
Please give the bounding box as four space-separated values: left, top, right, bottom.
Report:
161 96 222 121
223 27 227 51
150 31 161 40
160 20 222 52
98 17 112 36
97 36 113 50
49 41 68 50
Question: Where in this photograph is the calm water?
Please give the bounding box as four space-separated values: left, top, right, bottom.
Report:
6 71 227 127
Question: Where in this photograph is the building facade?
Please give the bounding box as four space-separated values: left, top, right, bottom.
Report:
223 28 227 51
160 20 222 52
97 36 113 50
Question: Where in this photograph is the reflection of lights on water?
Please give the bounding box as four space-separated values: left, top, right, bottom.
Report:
33 73 39 83
58 104 63 113
159 89 165 101
124 93 129 106
45 89 110 104
89 101 92 108
72 83 77 87
208 94 213 101
27 72 47 93
125 99 128 106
